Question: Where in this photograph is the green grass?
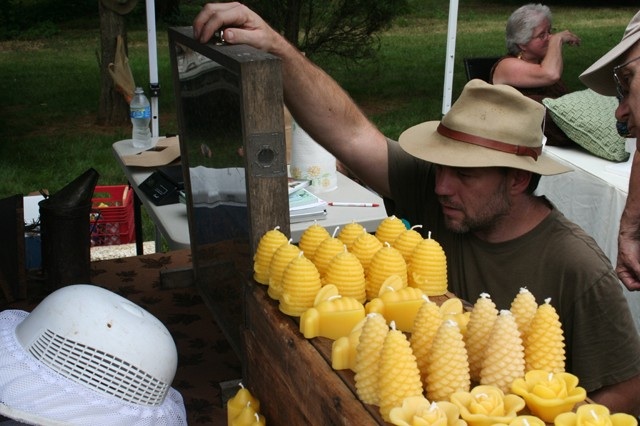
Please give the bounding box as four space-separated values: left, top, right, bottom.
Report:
0 3 636 241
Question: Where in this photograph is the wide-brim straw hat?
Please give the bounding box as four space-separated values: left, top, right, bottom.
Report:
580 10 640 96
100 0 138 15
399 79 572 176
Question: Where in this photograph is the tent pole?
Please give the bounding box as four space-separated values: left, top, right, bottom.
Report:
442 0 459 116
145 0 160 138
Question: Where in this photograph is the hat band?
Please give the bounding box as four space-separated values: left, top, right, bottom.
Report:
437 123 541 160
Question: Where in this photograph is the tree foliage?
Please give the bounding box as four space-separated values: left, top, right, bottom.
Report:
243 0 410 61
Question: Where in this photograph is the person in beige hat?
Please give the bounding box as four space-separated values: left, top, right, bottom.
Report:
581 11 640 295
194 2 640 412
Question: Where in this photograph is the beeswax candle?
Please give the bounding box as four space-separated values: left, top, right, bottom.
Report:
375 215 408 245
231 406 266 426
554 403 638 426
227 384 260 425
389 397 465 426
392 224 424 264
299 284 365 340
298 222 330 262
323 247 366 303
465 293 498 383
407 234 448 296
337 221 367 250
366 243 407 301
350 232 383 273
312 231 345 277
479 310 525 394
410 297 443 387
524 298 565 373
450 385 525 426
354 313 389 405
378 321 424 422
279 252 322 317
331 316 366 371
511 370 586 423
510 287 537 340
425 319 470 402
365 285 425 332
253 226 288 285
266 240 300 300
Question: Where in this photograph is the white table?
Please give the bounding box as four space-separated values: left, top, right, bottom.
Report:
112 139 387 250
537 144 640 332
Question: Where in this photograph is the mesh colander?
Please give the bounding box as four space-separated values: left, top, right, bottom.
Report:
15 284 177 406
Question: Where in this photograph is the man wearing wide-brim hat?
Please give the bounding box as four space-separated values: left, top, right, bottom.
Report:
193 2 640 413
581 11 640 298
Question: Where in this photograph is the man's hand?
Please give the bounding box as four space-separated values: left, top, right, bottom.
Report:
616 231 640 291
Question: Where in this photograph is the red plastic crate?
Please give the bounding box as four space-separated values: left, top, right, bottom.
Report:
90 185 135 246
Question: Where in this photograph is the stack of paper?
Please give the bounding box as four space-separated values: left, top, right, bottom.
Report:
289 187 327 223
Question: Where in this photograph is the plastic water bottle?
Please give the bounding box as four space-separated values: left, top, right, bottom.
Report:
130 87 153 149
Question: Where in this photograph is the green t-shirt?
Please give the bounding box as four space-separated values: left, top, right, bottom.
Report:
387 139 640 392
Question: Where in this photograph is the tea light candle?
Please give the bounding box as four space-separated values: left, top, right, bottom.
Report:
554 403 638 426
227 383 260 425
510 287 538 340
375 215 408 245
426 319 470 402
378 321 424 422
279 252 322 317
299 284 365 340
365 285 425 332
366 243 407 301
511 370 586 423
331 316 366 371
450 385 525 426
350 231 384 273
409 297 443 387
253 226 288 285
354 313 389 405
266 240 301 300
466 293 498 383
524 298 565 374
407 233 448 296
323 247 366 303
480 310 525 394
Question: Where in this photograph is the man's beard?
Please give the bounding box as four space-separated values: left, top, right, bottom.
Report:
439 184 511 234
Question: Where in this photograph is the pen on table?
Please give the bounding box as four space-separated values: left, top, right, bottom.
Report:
328 202 380 207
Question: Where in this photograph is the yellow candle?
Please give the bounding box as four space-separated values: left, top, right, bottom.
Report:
266 240 301 300
323 247 366 303
253 226 288 285
279 252 322 317
350 231 384 273
331 316 366 371
378 321 424 422
524 298 565 374
227 384 260 425
409 297 443 388
511 370 586 423
389 397 464 426
450 385 525 426
466 293 498 383
509 287 538 340
426 319 470 402
407 233 448 296
299 285 365 340
298 222 330 262
231 405 266 426
392 224 424 263
312 233 345 277
365 285 425 332
375 215 408 245
337 221 367 250
354 313 389 405
554 403 638 426
366 243 407 301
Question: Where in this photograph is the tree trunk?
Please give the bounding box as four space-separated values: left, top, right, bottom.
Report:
97 1 129 126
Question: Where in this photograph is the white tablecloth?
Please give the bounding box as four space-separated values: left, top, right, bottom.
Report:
537 145 640 332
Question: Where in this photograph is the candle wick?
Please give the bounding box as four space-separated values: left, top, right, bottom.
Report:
274 225 280 230
428 231 432 239
332 226 340 238
254 412 260 421
410 224 423 230
590 409 599 420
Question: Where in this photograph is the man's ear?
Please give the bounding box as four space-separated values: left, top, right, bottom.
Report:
509 169 532 195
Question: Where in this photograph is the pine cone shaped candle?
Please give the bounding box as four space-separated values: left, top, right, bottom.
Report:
378 322 424 422
375 215 408 245
410 297 444 388
510 287 538 340
480 310 525 393
524 298 566 373
298 222 330 262
426 319 470 402
279 252 322 317
253 226 288 285
392 224 424 264
407 233 448 296
323 247 366 303
366 243 407 301
354 313 389 406
267 240 301 300
312 230 345 277
337 221 367 250
466 293 499 383
350 232 384 274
